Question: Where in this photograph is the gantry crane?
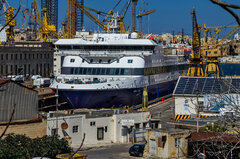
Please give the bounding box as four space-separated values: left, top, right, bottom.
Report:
22 0 57 42
187 8 204 77
137 8 155 33
202 24 240 77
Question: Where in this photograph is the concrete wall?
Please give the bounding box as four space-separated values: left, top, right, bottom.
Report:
0 119 46 138
145 129 188 159
113 112 150 143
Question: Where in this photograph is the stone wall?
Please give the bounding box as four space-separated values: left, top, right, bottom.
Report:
0 119 46 138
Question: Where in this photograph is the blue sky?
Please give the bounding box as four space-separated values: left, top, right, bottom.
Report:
7 0 240 36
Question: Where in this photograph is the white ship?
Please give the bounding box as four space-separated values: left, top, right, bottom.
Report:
50 31 188 108
50 16 188 108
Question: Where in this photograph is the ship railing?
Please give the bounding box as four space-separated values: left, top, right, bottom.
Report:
64 78 107 85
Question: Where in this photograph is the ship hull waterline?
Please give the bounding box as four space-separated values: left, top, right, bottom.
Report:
55 80 176 109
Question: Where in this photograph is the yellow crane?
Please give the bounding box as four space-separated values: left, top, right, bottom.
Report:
187 8 204 77
137 8 155 33
61 21 67 38
69 0 127 33
22 0 57 42
202 24 240 77
5 7 16 42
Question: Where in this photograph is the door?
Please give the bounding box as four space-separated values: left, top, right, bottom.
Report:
150 139 156 156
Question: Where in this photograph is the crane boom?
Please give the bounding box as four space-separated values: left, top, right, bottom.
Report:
69 0 106 30
187 8 204 77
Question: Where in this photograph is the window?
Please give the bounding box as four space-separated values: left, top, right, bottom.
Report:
5 54 8 60
99 59 102 63
116 59 120 63
105 126 108 132
82 59 85 63
90 59 93 63
90 121 95 126
175 138 181 147
72 125 78 133
97 127 104 140
70 59 75 63
51 128 57 136
128 59 133 63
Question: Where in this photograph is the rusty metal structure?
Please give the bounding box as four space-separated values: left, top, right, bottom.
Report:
41 0 58 31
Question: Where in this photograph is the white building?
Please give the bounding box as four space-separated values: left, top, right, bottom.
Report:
47 109 150 148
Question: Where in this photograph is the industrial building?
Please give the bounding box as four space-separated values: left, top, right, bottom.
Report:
0 42 54 77
47 109 150 147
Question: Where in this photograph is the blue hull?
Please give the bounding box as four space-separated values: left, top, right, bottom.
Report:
58 80 176 109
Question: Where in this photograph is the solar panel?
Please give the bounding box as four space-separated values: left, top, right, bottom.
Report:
174 76 240 95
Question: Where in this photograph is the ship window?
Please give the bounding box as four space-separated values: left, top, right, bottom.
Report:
120 68 124 75
92 68 96 75
115 68 120 75
108 59 111 63
99 59 102 63
97 68 101 75
128 59 133 63
70 68 74 74
74 68 78 74
106 68 110 75
79 68 83 74
87 68 92 74
124 68 129 75
83 68 87 74
70 59 75 63
82 59 85 63
109 68 115 75
101 68 106 75
116 59 119 63
90 59 93 63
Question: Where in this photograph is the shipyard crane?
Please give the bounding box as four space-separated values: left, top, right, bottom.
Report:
5 7 16 42
137 8 155 33
69 0 107 32
187 8 204 77
103 0 131 33
202 24 240 77
22 0 58 42
61 21 67 38
69 0 127 33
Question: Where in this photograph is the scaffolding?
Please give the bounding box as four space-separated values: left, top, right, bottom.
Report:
76 0 84 31
41 0 58 31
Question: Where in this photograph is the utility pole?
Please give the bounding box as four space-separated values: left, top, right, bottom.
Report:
196 78 199 132
55 85 59 135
